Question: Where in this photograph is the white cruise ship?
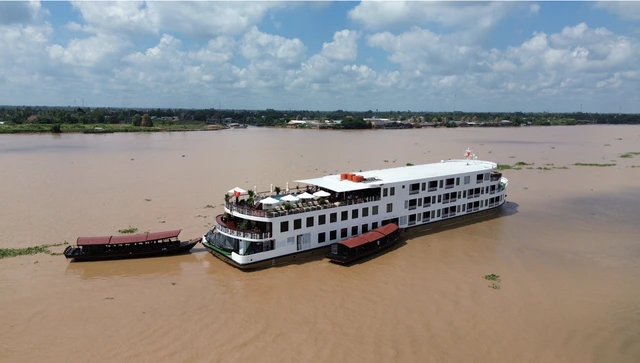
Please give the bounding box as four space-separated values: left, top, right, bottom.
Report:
202 150 509 269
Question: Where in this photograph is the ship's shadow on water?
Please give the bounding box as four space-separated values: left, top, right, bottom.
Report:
64 252 202 280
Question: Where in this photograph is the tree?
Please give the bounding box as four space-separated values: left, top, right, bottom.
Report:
132 114 142 126
141 113 153 127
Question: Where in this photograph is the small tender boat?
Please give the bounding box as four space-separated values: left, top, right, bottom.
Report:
64 229 198 262
325 223 401 265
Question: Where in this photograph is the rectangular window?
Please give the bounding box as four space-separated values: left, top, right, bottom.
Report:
280 221 289 232
330 230 337 240
464 175 470 184
438 195 442 203
390 187 395 196
351 226 358 236
422 211 430 221
341 211 348 221
428 180 438 191
383 188 388 197
330 212 337 223
318 214 326 225
439 180 443 188
409 183 420 195
372 206 379 215
306 216 314 228
477 174 484 183
408 199 417 210
362 207 369 217
294 219 302 230
386 203 393 213
372 222 379 229
352 209 358 219
421 182 426 191
437 209 441 218
445 178 454 189
456 177 460 186
340 228 348 238
318 232 326 243
362 224 368 233
431 210 435 219
423 197 431 207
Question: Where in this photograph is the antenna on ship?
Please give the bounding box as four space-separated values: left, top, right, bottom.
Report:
465 146 477 164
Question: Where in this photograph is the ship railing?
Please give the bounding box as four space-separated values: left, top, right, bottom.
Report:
216 223 272 240
227 196 382 218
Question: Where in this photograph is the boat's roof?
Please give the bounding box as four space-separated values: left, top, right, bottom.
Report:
339 223 399 249
77 229 181 246
295 159 497 193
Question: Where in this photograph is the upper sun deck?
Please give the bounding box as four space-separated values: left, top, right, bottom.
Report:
295 159 497 193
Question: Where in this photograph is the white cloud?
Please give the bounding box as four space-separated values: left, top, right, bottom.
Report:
70 1 286 37
348 1 516 32
594 1 640 20
0 1 49 25
70 1 157 36
240 26 306 65
1 1 639 113
529 3 541 16
48 35 131 68
320 30 361 62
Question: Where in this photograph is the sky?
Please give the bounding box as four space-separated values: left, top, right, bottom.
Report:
0 1 639 113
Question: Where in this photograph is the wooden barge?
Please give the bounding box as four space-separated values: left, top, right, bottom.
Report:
326 223 401 265
64 229 198 262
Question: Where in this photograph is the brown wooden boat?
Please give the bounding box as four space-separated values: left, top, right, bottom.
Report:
325 223 401 265
63 229 198 262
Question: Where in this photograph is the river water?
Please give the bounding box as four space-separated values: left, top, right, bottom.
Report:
1 126 639 363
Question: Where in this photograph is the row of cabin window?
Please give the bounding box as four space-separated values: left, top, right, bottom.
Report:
316 221 382 243
399 173 492 196
407 185 499 208
280 204 392 232
408 195 503 224
314 195 502 243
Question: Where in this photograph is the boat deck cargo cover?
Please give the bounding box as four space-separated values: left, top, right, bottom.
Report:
338 223 399 249
77 229 182 246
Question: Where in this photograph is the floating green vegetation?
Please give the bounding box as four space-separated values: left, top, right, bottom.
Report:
196 215 208 218
536 167 551 171
553 166 569 169
497 164 512 170
144 198 152 202
515 161 534 166
620 152 640 158
508 156 516 159
526 167 534 170
383 160 389 162
0 242 69 259
603 144 611 146
544 163 555 166
513 167 522 170
406 163 414 166
204 204 215 208
484 274 501 290
574 163 616 167
118 227 138 234
484 274 501 282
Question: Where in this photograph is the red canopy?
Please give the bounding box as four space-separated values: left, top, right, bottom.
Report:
76 229 181 246
338 223 398 249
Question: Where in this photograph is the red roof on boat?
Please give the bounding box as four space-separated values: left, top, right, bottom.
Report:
76 229 181 246
338 223 399 249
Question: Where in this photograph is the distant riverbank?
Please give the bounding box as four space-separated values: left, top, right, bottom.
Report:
0 123 226 134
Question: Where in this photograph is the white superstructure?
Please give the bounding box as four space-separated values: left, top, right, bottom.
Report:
203 150 509 268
